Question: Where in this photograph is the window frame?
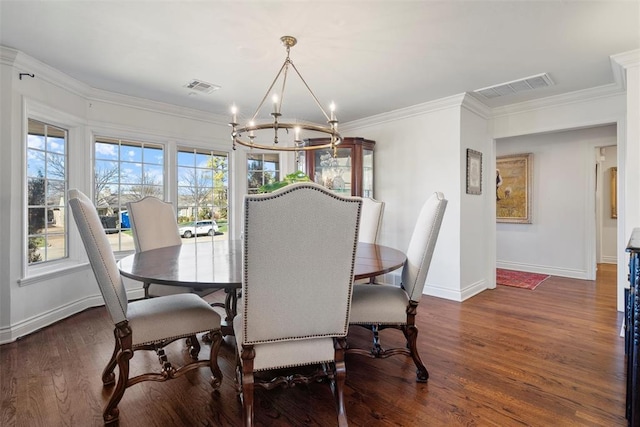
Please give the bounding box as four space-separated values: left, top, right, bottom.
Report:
21 100 84 283
26 118 69 265
93 135 167 254
247 152 281 194
176 146 230 242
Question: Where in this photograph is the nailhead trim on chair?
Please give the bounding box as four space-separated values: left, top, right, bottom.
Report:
241 182 361 346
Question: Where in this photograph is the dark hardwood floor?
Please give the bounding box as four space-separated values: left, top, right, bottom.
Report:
1 264 626 426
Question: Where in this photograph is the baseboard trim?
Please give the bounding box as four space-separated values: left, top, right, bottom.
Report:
0 287 145 344
424 283 464 302
0 295 104 344
496 261 588 280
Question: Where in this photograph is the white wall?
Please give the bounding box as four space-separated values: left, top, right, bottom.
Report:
343 98 463 300
620 54 640 310
496 126 617 278
0 48 234 343
492 87 629 311
0 52 15 333
343 95 494 301
460 104 495 298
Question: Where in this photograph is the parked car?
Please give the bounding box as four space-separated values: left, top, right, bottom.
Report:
99 215 119 234
178 220 219 238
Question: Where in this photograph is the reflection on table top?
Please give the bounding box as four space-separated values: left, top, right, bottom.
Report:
118 240 405 288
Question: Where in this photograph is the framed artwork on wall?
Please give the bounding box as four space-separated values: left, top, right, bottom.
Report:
496 153 532 224
466 149 482 195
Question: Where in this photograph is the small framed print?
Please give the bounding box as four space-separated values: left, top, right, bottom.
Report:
466 149 482 195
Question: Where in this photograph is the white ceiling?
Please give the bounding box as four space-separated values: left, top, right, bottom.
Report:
1 1 639 124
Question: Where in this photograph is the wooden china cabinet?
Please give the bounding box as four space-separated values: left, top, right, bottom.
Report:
298 137 375 197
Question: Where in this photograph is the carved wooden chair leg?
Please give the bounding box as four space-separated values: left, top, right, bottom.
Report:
224 287 238 322
102 329 121 386
403 303 428 382
370 324 383 356
333 338 348 427
402 324 429 382
187 335 201 359
208 330 223 388
240 345 256 427
103 330 133 425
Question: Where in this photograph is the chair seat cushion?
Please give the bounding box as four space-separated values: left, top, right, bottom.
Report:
233 315 335 371
128 293 221 346
349 284 409 325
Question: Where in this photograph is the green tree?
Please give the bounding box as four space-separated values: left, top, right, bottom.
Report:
209 155 228 220
27 171 45 263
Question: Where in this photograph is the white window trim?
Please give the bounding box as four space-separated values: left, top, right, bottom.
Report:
21 97 86 282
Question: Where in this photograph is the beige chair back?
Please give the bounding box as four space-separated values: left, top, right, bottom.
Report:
402 192 447 302
127 196 182 252
359 197 385 244
242 182 362 345
68 189 128 324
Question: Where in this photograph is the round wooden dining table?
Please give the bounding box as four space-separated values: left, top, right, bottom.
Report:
118 240 406 335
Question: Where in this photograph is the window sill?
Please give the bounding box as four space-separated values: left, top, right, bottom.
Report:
19 260 90 287
19 250 134 287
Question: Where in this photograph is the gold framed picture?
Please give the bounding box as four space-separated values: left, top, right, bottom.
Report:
496 153 532 224
466 149 482 195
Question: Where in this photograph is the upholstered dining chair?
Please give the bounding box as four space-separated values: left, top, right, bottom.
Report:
127 196 190 298
359 197 385 244
356 197 385 284
234 182 362 427
347 191 447 382
68 189 223 425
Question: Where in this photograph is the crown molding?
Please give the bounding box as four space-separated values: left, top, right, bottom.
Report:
342 93 467 132
5 46 90 98
461 93 492 119
1 45 229 126
87 87 228 125
492 51 637 118
0 46 18 66
611 49 640 69
490 83 625 118
611 49 640 89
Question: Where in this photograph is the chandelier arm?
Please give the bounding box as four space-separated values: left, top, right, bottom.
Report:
288 60 331 122
251 59 290 121
278 60 290 113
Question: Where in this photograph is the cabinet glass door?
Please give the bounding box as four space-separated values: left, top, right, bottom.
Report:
362 148 374 198
313 148 352 195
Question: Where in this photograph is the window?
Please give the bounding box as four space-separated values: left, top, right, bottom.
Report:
177 148 229 240
247 153 280 194
94 137 164 252
27 119 68 264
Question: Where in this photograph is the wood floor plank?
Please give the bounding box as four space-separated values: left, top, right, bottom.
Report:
0 265 627 426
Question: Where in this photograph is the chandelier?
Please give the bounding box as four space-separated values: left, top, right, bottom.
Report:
230 36 342 154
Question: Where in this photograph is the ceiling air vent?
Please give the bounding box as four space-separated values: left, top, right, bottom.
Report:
474 73 554 99
184 79 221 94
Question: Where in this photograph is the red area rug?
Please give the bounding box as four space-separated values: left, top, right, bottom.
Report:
496 268 550 290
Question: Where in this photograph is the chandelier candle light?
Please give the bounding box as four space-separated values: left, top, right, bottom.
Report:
230 36 342 156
